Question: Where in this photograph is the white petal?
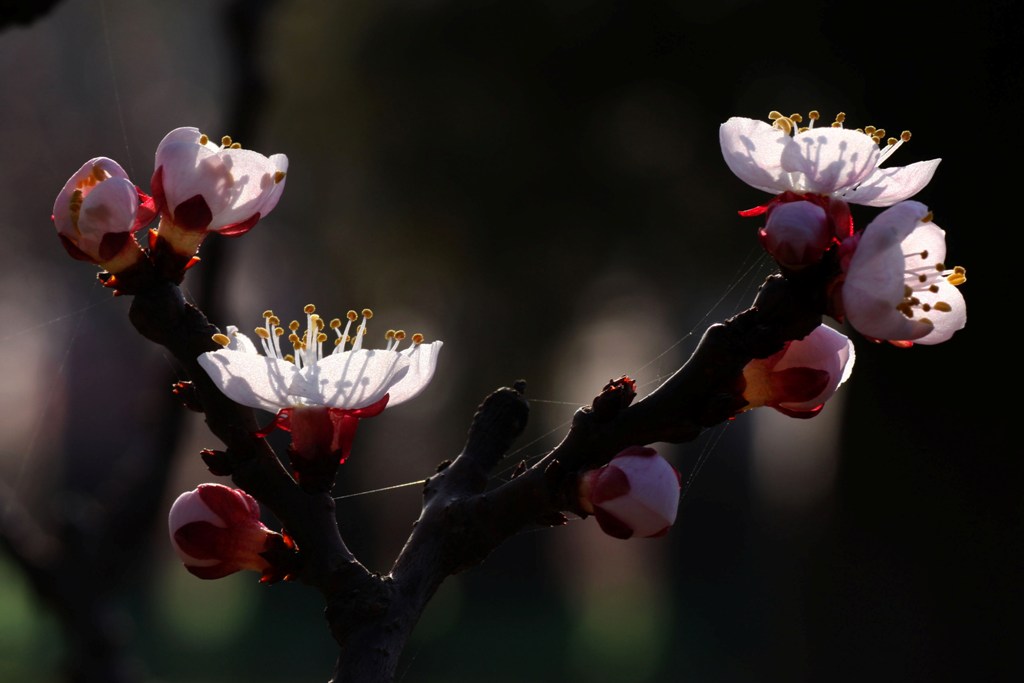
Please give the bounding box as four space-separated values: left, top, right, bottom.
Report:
387 340 443 407
843 202 933 341
719 117 790 194
913 283 966 345
308 349 412 410
197 350 301 412
156 127 202 158
156 141 233 217
843 159 941 207
222 326 259 354
781 128 880 195
76 176 139 248
208 149 288 229
52 157 131 236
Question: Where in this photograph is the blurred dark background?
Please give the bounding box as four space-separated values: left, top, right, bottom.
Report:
0 1 1017 681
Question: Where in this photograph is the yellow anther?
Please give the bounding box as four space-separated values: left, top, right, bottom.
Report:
865 125 876 135
384 330 396 340
221 135 232 147
289 320 300 331
933 302 953 312
274 171 286 184
284 353 295 363
768 110 783 120
834 112 846 123
317 332 328 343
288 332 300 344
412 333 424 344
394 330 406 340
874 128 886 139
362 308 373 319
808 110 820 120
831 121 843 128
887 137 898 146
268 315 280 326
230 142 241 149
212 333 231 347
773 117 794 135
330 318 342 329
304 304 316 314
946 267 967 286
347 310 358 321
275 327 284 337
254 327 270 339
315 318 325 330
790 113 803 123
334 338 343 346
922 212 933 223
901 130 912 141
798 126 810 133
199 134 210 146
263 310 274 319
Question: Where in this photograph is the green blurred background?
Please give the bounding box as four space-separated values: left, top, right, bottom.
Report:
0 0 1016 681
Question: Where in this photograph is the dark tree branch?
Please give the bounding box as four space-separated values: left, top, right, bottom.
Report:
323 271 826 681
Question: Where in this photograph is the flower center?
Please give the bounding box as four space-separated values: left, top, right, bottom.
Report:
768 110 913 165
896 245 967 325
68 163 112 233
212 304 427 367
197 133 286 185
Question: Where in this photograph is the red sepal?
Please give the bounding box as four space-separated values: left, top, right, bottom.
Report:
131 187 158 232
217 212 261 237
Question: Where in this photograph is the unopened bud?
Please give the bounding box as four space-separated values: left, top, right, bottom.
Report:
759 200 832 270
578 446 681 539
741 324 855 418
168 484 288 581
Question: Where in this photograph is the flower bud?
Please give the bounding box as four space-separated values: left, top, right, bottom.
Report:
52 157 154 273
759 200 832 270
150 127 287 278
741 324 854 418
169 484 287 581
579 446 681 539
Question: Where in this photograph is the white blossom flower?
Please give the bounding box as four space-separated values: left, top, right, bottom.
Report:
152 126 288 235
199 305 441 414
720 111 939 207
52 157 154 271
579 446 681 539
842 201 966 345
198 305 442 477
742 324 855 418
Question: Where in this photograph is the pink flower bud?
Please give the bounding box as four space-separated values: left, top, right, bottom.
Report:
759 200 832 269
741 324 855 418
51 157 154 272
169 484 282 581
151 127 287 235
579 446 681 539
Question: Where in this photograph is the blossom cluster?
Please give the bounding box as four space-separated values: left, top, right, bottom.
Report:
720 110 966 347
53 127 287 288
53 109 969 575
